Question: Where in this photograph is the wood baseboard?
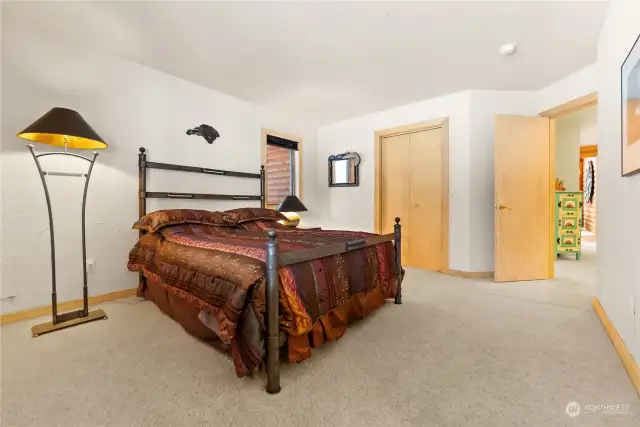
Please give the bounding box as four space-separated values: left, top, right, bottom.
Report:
592 298 640 398
445 269 494 278
0 288 137 326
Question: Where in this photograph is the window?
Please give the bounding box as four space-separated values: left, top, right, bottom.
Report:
266 144 293 206
263 131 301 208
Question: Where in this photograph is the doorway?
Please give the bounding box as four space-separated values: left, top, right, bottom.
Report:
553 104 598 289
493 93 598 284
374 118 450 272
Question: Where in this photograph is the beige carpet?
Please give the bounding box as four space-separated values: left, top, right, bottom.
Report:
2 260 638 427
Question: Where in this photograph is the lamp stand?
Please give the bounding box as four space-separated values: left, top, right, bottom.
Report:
27 144 107 337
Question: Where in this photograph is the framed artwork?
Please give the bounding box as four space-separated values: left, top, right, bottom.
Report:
621 32 640 176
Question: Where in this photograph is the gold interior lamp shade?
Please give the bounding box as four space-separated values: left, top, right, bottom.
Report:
17 107 107 149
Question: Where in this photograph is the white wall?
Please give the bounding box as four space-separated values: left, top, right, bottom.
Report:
0 23 318 314
536 64 598 113
555 106 598 191
317 91 472 271
0 4 4 302
595 0 640 361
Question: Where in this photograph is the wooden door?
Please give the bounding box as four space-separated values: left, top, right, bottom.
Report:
409 128 444 271
380 134 410 264
494 115 553 282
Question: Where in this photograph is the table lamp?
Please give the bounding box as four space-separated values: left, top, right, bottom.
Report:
17 107 108 337
276 195 308 227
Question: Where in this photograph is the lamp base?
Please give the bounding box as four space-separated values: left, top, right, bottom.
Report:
32 309 107 337
277 212 301 227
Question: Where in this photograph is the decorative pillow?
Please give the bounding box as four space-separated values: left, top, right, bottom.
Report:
223 207 286 224
133 209 236 233
239 220 287 231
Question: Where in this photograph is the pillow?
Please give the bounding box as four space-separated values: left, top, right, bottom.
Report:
223 207 286 224
133 209 236 233
239 220 287 231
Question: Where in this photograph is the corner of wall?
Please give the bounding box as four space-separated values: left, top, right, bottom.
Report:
536 64 597 114
466 90 537 272
0 4 4 304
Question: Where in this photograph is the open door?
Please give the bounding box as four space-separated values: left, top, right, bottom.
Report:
494 115 554 282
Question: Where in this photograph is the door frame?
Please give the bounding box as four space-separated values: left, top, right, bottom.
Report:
539 92 597 119
373 118 450 272
538 92 598 278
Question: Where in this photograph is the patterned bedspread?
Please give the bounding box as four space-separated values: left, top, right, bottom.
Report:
127 223 398 376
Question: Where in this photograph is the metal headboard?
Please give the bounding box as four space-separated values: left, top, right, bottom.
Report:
137 146 265 220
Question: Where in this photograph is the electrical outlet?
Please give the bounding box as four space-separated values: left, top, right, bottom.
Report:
86 259 95 274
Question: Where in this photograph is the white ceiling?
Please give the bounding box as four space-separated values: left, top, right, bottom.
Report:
4 1 608 124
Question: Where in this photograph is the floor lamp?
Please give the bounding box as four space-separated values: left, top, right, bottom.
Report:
18 107 109 337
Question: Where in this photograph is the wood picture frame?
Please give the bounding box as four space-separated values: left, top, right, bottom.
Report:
621 32 640 176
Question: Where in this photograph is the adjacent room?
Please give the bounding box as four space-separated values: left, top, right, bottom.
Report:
553 103 598 288
2 1 640 426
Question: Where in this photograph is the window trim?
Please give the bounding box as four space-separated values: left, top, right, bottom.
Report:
261 128 303 209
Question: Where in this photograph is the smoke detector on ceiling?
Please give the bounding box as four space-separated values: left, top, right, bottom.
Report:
499 43 517 56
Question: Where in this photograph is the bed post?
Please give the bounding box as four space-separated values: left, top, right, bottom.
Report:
138 147 147 224
138 147 147 290
265 229 281 394
260 165 266 208
394 217 403 305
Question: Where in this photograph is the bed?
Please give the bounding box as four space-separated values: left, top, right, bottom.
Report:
128 147 403 394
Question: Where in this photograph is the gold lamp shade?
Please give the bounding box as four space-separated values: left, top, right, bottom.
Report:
17 107 107 149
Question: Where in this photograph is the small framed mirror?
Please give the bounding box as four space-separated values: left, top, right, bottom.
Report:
328 152 360 187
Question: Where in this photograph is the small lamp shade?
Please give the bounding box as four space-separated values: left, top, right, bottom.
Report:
17 107 107 149
276 195 308 213
276 196 307 227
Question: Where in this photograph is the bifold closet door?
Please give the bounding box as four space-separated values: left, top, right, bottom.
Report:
408 129 444 271
380 134 410 265
380 128 444 271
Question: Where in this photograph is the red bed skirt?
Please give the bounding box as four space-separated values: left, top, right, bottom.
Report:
138 273 388 369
